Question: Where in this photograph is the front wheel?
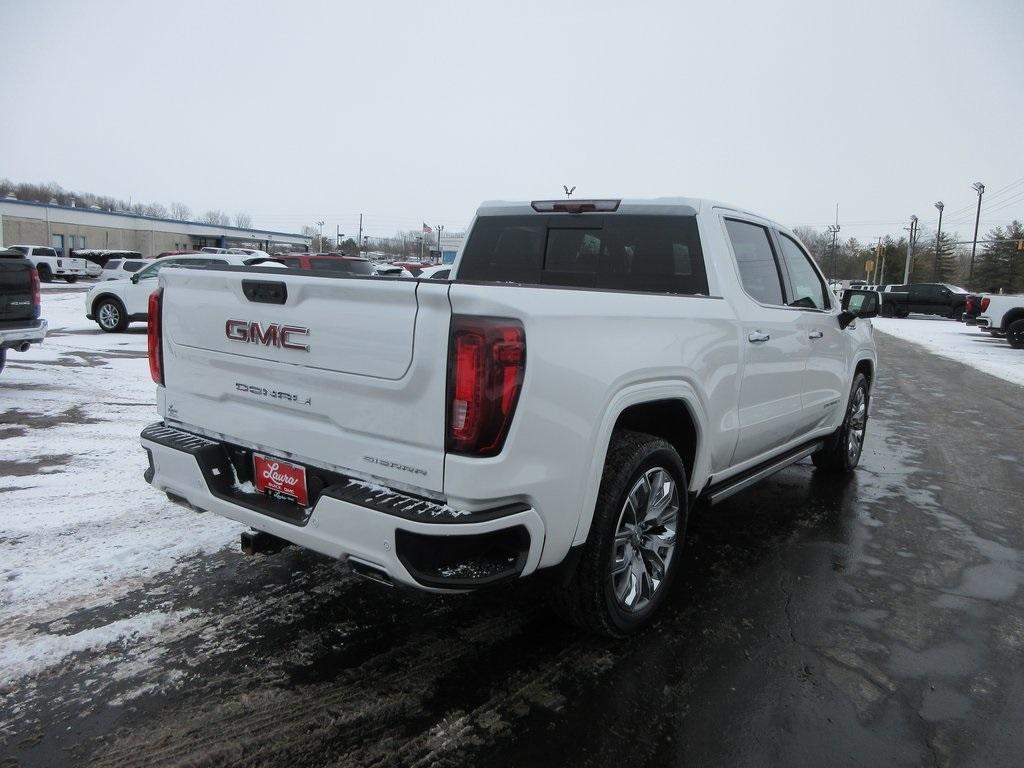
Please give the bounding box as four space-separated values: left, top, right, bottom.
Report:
551 430 688 637
813 373 869 473
63 275 78 284
1008 319 1024 350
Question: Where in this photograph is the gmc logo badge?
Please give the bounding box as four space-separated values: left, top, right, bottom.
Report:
225 320 310 351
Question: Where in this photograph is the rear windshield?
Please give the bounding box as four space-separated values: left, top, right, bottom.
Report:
310 257 375 275
457 214 708 295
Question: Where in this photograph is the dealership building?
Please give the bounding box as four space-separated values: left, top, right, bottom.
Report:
0 198 311 256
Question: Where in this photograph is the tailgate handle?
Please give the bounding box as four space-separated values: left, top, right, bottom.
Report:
242 280 288 305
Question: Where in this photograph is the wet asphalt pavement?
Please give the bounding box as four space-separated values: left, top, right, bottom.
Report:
3 330 1024 768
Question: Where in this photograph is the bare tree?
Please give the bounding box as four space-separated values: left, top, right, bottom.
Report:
144 203 168 218
233 213 253 228
201 209 231 226
170 202 191 221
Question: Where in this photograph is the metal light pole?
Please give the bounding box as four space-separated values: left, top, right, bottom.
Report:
315 220 324 253
969 182 985 285
933 202 944 280
435 224 444 264
902 215 918 284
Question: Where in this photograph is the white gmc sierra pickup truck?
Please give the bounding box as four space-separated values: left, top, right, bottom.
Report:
975 294 1024 348
140 198 879 636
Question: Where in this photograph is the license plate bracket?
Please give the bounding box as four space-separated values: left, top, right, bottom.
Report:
253 453 309 507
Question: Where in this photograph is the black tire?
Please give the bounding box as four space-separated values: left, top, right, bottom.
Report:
551 430 689 637
1008 319 1024 350
813 372 870 474
37 264 53 283
897 308 910 319
63 275 78 284
0 348 6 376
94 297 129 333
948 305 963 319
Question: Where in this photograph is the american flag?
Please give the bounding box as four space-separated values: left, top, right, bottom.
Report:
422 223 432 234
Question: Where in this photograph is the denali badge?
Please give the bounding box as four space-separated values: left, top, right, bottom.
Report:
226 320 310 351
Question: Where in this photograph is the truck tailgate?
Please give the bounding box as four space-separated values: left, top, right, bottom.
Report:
0 260 35 321
158 269 451 494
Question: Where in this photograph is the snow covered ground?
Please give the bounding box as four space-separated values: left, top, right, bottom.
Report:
0 289 242 686
873 316 1023 387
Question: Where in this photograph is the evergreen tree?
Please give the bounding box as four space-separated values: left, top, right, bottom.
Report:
972 221 1024 293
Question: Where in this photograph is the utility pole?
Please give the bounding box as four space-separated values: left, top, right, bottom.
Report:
969 182 985 285
336 224 340 250
357 213 363 255
933 201 944 281
827 224 841 280
315 220 325 253
902 215 919 284
873 237 884 284
435 224 444 264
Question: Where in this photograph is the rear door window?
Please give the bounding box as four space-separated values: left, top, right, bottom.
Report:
103 260 123 271
777 233 830 310
724 219 785 305
458 214 708 295
122 260 145 272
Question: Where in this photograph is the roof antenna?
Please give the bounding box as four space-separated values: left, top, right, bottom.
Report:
563 185 576 198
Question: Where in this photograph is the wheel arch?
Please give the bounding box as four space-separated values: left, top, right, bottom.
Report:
1002 307 1024 329
571 382 710 547
91 292 126 316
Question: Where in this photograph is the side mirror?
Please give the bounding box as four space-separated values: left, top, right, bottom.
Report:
130 273 140 284
839 289 879 329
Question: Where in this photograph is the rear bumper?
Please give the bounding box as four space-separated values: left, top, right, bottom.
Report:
140 422 545 591
976 316 992 329
0 319 47 350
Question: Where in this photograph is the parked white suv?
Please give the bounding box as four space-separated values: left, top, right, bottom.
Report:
85 253 279 332
6 245 89 283
140 197 879 635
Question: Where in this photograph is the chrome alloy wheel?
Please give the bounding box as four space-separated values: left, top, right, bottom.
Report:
847 385 867 463
611 466 679 612
98 302 121 330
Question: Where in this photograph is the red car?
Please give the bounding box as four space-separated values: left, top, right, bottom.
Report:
278 253 375 276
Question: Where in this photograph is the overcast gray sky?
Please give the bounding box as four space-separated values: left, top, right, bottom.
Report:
2 0 1022 241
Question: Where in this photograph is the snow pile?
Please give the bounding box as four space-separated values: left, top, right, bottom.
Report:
873 317 1023 387
1 291 242 682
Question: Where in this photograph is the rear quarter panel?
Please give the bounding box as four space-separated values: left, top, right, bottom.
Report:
445 282 740 566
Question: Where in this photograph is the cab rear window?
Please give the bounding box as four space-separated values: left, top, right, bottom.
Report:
458 214 708 295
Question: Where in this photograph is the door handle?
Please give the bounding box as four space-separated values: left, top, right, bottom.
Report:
808 330 824 340
748 331 770 343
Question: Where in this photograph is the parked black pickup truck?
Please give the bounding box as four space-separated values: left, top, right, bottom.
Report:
881 282 968 319
0 248 47 375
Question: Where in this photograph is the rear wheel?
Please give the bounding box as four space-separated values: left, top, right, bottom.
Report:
63 275 78 283
552 430 688 637
95 298 128 332
1008 319 1024 350
813 372 869 474
37 264 53 283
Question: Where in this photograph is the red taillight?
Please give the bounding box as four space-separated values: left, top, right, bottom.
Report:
148 289 164 385
30 268 40 315
447 317 525 456
980 297 990 312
